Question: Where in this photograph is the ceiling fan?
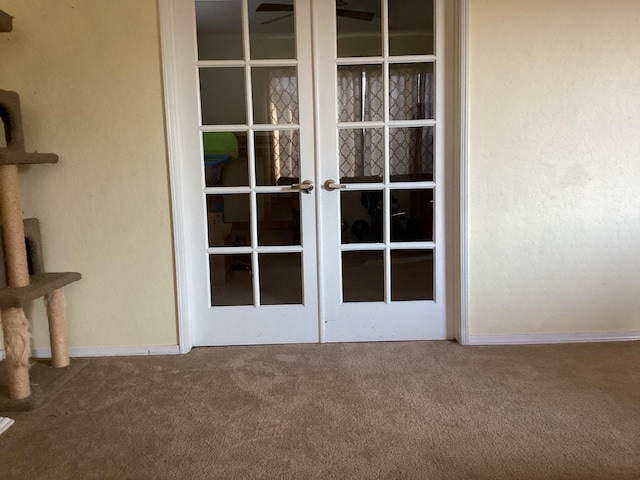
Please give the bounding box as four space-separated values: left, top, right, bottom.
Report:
256 2 375 25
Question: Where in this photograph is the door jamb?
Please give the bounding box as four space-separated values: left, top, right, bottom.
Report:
454 0 470 345
159 0 193 354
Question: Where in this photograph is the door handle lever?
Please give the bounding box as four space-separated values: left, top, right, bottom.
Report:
324 179 348 191
291 180 314 194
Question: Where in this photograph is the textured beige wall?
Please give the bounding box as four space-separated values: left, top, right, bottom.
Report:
3 0 639 351
468 0 640 335
0 0 178 349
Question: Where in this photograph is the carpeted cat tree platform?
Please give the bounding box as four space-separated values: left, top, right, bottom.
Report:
1 79 81 399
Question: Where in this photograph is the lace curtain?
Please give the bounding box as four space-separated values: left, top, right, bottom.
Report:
269 67 300 181
268 64 434 182
337 64 434 180
337 66 384 179
388 65 434 178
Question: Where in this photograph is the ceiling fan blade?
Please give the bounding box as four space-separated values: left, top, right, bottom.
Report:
256 3 294 12
261 13 294 25
336 9 375 22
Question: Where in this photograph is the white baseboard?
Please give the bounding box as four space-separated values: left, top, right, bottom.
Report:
0 345 180 360
467 331 640 346
2 334 637 359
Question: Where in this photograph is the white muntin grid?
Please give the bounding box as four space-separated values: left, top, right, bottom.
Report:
334 0 440 304
196 0 306 308
192 0 443 310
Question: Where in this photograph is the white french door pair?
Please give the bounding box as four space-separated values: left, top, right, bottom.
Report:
164 0 447 346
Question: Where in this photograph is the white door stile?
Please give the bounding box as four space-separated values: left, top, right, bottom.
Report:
311 0 337 344
434 0 447 336
310 0 327 345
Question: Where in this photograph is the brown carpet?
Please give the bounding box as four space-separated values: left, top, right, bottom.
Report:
0 341 639 479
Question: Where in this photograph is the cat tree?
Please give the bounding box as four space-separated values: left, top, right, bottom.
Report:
0 10 11 32
1 10 81 400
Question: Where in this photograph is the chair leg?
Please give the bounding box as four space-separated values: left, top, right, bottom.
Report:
1 307 31 400
45 289 69 368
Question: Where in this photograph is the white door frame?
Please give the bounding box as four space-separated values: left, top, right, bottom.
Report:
158 0 471 353
454 0 471 345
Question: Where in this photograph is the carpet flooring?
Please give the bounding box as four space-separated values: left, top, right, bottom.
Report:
0 341 639 479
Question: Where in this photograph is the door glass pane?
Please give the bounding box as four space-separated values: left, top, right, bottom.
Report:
389 127 434 182
255 130 300 186
207 194 251 247
391 249 433 301
257 193 300 246
336 0 382 58
339 128 384 183
196 0 243 61
337 65 384 123
249 0 296 60
200 68 247 125
389 63 434 121
388 0 434 56
342 250 384 302
389 189 433 242
259 253 302 305
341 190 384 244
203 132 248 187
252 66 299 125
210 254 253 306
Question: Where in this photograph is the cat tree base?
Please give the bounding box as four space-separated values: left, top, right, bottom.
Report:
0 274 80 398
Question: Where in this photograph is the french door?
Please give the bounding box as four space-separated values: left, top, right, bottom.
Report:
163 0 447 346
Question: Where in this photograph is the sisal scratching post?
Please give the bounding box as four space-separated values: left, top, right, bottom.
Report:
1 307 31 399
0 164 30 287
45 289 69 368
0 162 33 399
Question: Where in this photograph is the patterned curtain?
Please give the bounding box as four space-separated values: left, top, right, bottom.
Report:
267 64 435 181
388 65 434 177
337 66 384 180
269 67 300 181
389 126 434 177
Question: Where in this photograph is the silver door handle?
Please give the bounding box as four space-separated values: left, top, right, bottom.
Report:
291 180 314 194
324 179 348 191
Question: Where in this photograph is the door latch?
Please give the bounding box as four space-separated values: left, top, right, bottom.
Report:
291 180 314 194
